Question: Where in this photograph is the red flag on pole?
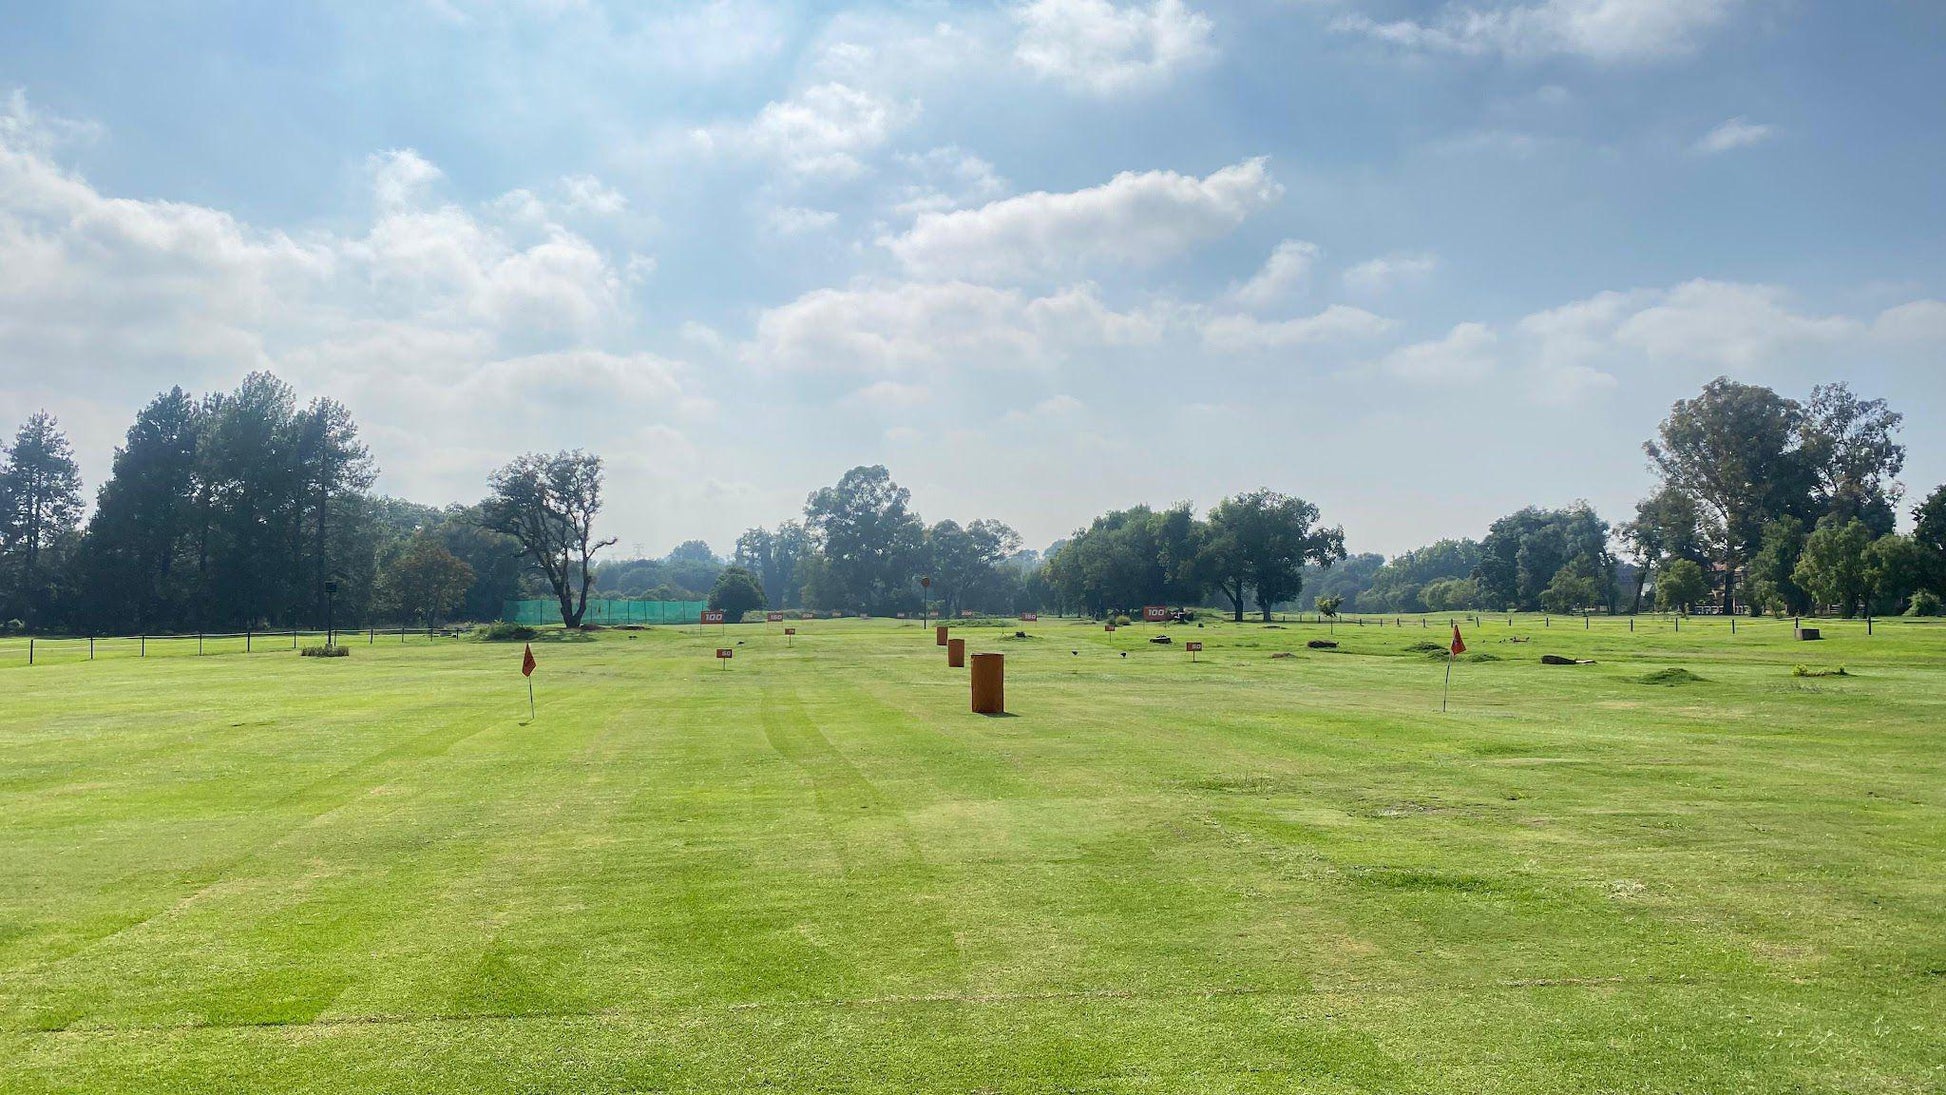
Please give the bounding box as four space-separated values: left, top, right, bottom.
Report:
521 644 537 677
1449 625 1466 657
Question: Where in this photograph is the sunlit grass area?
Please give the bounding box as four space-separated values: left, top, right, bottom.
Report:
2 615 1941 1093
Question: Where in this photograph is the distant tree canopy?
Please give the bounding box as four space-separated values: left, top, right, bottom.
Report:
1044 491 1342 621
1474 504 1616 613
5 374 1934 635
734 522 810 609
1361 539 1482 613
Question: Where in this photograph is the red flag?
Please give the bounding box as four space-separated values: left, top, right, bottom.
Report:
1449 625 1466 657
521 644 537 677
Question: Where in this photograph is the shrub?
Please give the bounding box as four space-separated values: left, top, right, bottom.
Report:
1112 614 1132 627
1906 591 1943 617
476 622 539 642
301 645 350 658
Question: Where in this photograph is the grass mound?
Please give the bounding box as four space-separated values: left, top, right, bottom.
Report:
1404 641 1447 656
1793 665 1850 678
299 644 349 658
1637 667 1706 685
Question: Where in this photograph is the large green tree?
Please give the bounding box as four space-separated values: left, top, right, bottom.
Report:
1746 516 1810 617
923 518 1022 620
376 534 476 628
1202 490 1345 621
803 466 925 615
1793 517 1874 617
1913 484 1946 595
1046 503 1205 618
82 388 202 630
1617 487 1703 615
483 451 616 628
1798 383 1905 535
1362 538 1482 614
1646 379 1812 612
1474 504 1615 613
734 521 811 609
0 412 84 626
707 565 767 621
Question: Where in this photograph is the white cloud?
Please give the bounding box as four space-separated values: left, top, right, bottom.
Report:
1201 304 1393 351
1003 393 1085 423
748 280 1162 375
558 173 628 216
1358 279 1929 405
1609 280 1858 367
1334 0 1742 63
1014 0 1216 94
1377 322 1499 384
0 99 696 508
890 146 1010 218
767 205 839 235
884 157 1281 282
1231 239 1322 308
1693 116 1777 154
1343 252 1438 294
728 83 917 179
848 380 933 409
369 148 444 209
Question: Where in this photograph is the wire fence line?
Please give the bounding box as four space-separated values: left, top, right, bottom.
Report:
1 610 1932 668
0 624 451 667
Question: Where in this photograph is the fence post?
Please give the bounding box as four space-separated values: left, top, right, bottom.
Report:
29 637 34 665
141 635 146 657
1867 615 1873 636
90 636 95 660
369 627 374 645
198 633 204 656
246 627 252 654
291 628 297 650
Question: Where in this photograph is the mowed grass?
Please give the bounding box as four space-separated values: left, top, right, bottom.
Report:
1 614 1942 1093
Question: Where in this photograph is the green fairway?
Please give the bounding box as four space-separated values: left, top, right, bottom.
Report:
2 615 1942 1093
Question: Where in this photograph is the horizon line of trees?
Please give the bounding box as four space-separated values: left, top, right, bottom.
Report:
6 375 1944 635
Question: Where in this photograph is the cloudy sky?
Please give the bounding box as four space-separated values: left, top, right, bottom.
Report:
3 0 1942 558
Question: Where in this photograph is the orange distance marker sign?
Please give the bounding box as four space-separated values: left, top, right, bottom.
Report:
1185 641 1204 662
767 611 785 623
715 647 733 669
700 609 727 625
1143 605 1170 623
1020 612 1038 622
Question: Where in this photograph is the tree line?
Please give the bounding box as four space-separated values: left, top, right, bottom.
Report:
4 374 1942 634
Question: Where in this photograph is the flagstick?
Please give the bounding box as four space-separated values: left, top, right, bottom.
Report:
1442 652 1454 713
527 675 535 720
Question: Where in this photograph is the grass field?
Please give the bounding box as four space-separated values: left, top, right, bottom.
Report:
2 613 1942 1093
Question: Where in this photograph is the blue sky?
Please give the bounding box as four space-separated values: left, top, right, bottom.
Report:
3 0 1942 558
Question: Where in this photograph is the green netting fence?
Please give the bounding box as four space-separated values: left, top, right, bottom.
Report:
502 599 709 626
